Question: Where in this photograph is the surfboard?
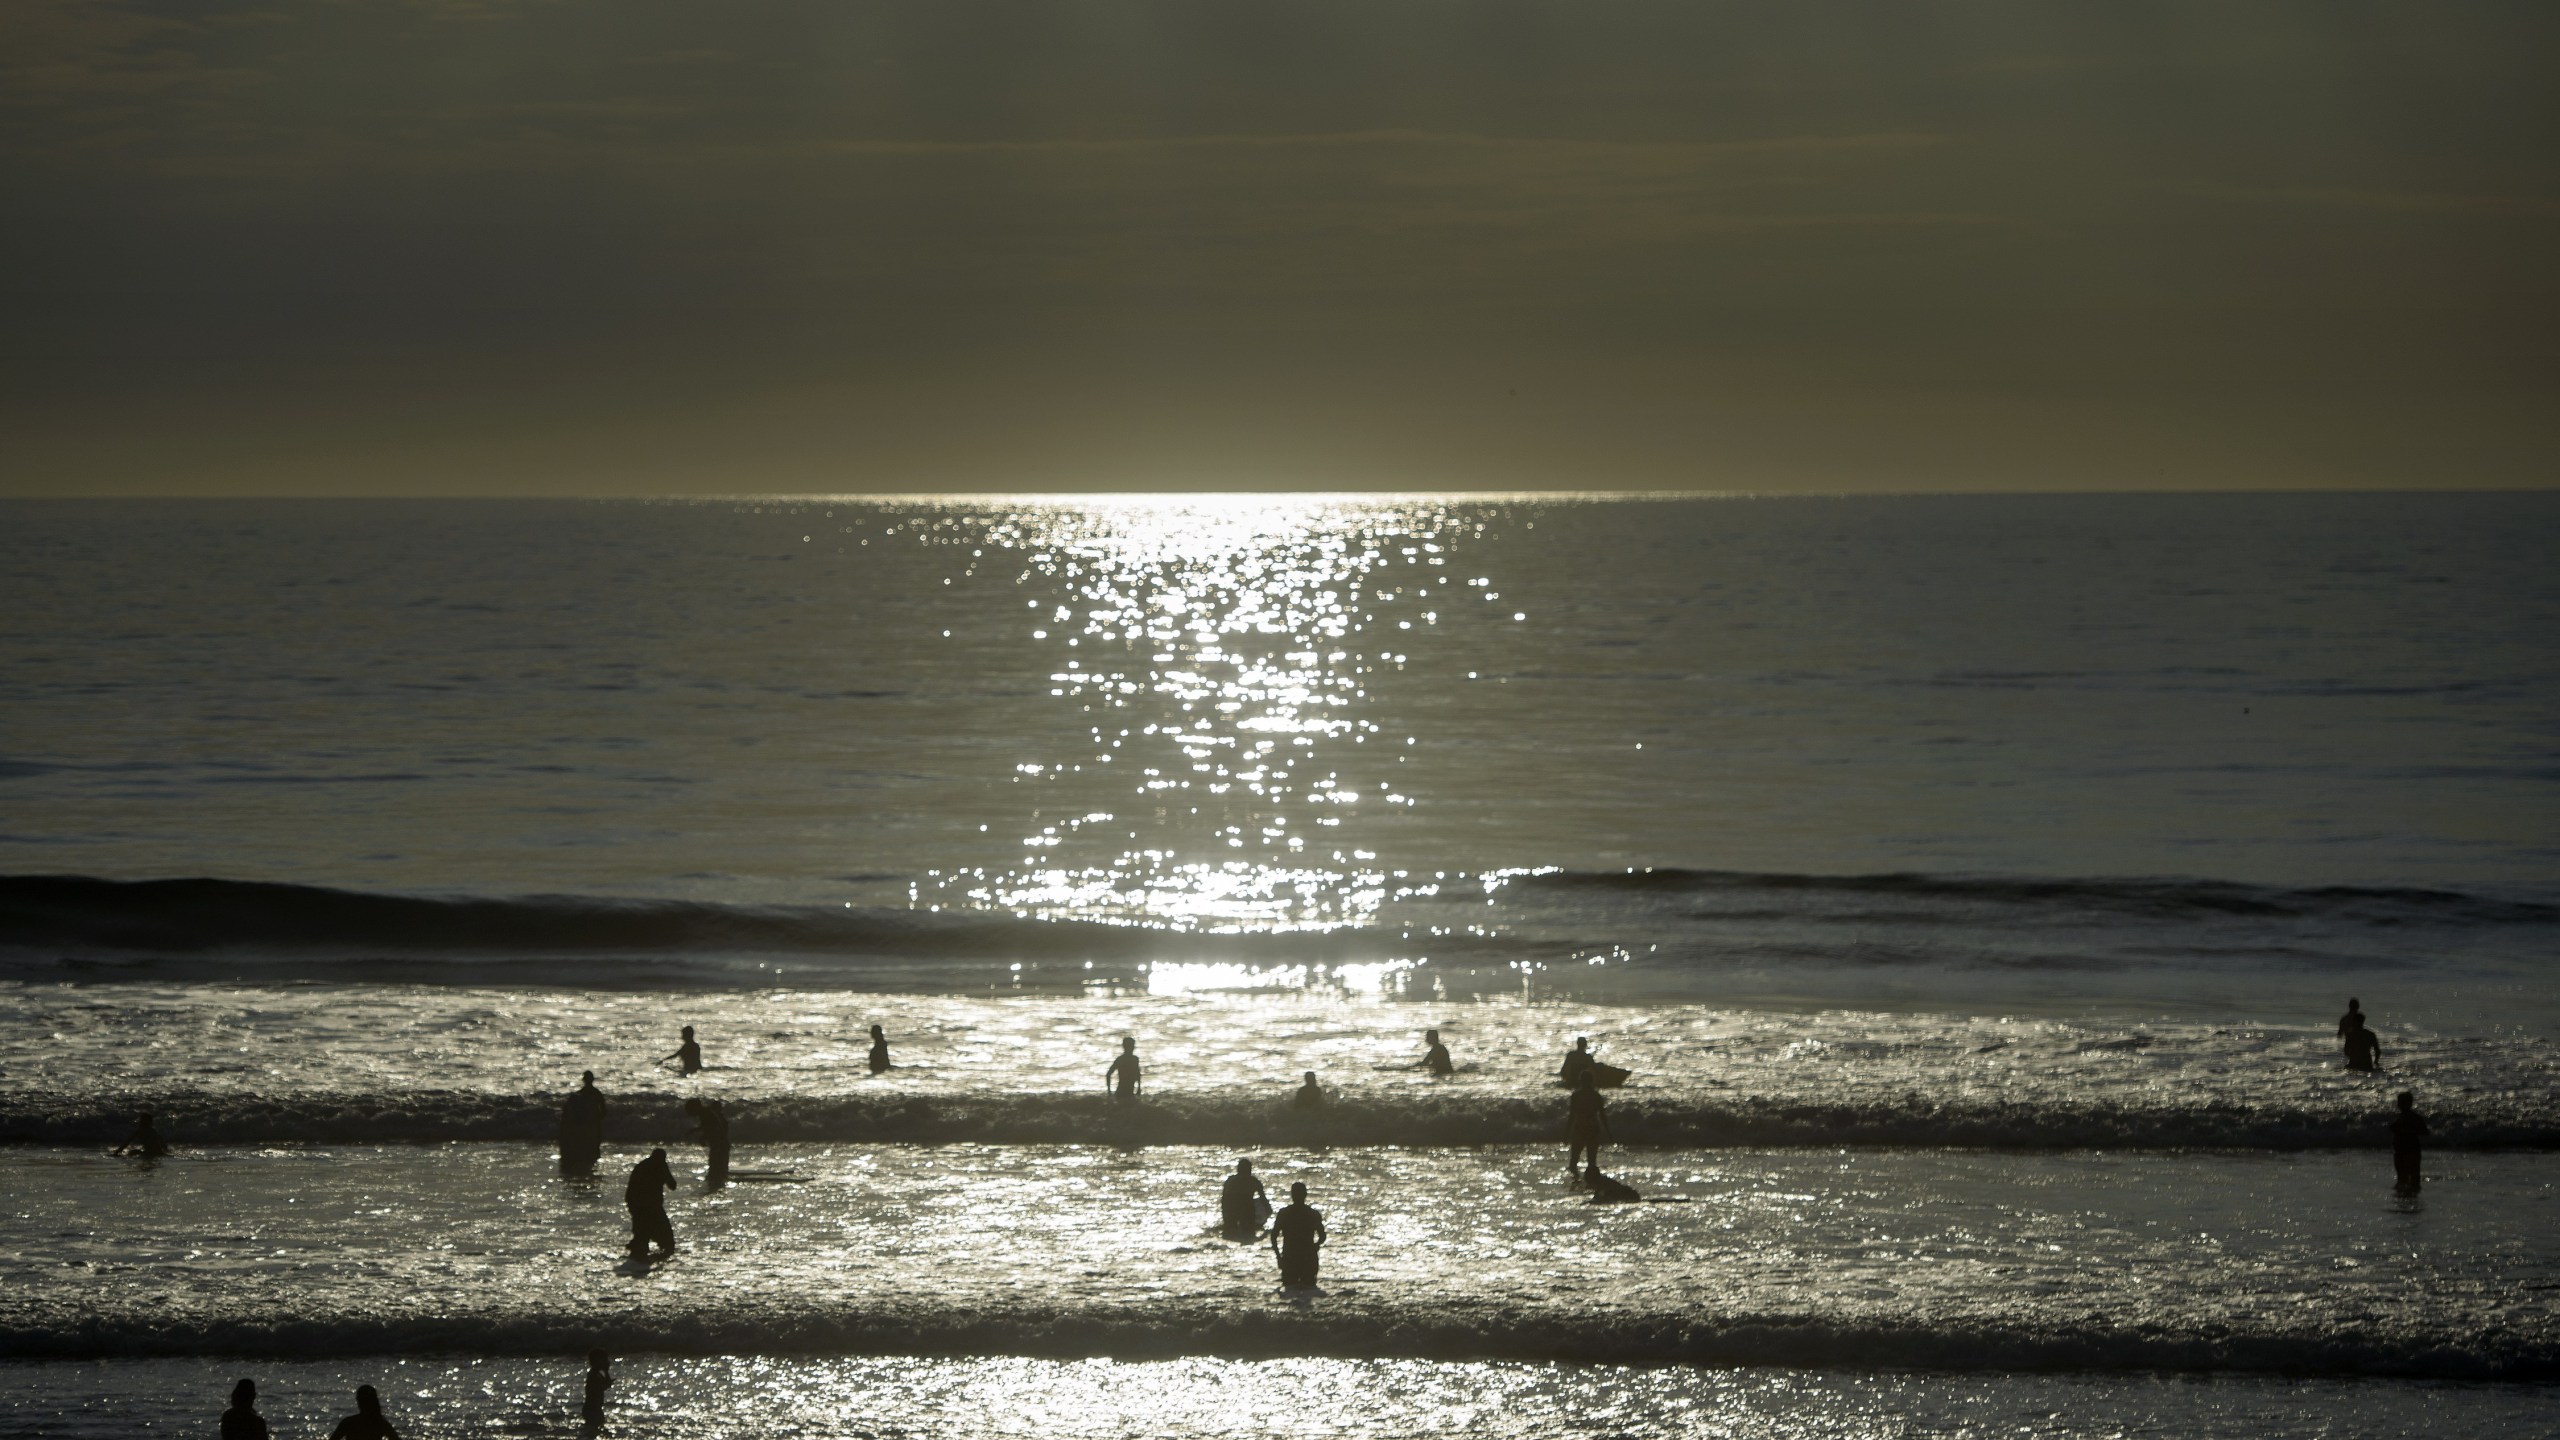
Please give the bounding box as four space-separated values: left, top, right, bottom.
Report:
1555 1062 1631 1088
725 1170 814 1183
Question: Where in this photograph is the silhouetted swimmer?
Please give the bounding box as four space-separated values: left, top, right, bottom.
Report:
1268 1180 1326 1289
113 1111 169 1158
868 1023 893 1074
1566 1069 1613 1181
684 1097 730 1188
559 1070 607 1177
2392 1090 2428 1192
1220 1157 1270 1240
2337 997 2364 1048
1107 1036 1143 1100
1422 1029 1453 1077
1293 1070 1326 1110
1558 1036 1595 1087
625 1147 679 1260
220 1378 268 1440
663 1026 703 1076
2344 1013 2382 1073
327 1385 402 1440
582 1349 612 1429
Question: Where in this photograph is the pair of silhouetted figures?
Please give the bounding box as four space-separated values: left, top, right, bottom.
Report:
218 1360 611 1437
1217 1161 1325 1286
2339 997 2385 1072
220 1380 400 1440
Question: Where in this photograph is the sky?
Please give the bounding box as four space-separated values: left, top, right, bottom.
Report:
2 1 2555 496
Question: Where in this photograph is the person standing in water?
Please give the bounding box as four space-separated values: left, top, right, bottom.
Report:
1292 1071 1328 1110
1268 1180 1327 1289
219 1378 269 1440
1566 1069 1613 1182
2343 1013 2383 1072
581 1349 613 1430
2337 997 2364 1054
1422 1029 1453 1076
327 1385 402 1440
1220 1157 1270 1240
625 1147 679 1260
663 1026 703 1076
684 1097 731 1188
113 1110 169 1158
1557 1036 1596 1087
867 1024 893 1074
2391 1090 2428 1192
1107 1036 1143 1100
559 1071 607 1177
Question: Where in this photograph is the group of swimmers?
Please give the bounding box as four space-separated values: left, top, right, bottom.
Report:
215 1354 612 1438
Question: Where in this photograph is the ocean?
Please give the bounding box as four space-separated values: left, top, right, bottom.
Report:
3 492 2556 1436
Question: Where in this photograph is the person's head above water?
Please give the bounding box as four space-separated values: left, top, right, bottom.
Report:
1574 1036 1590 1052
2348 998 2362 1012
1121 1036 1137 1053
648 1146 667 1161
1301 1071 1317 1084
2398 1090 2416 1111
1236 1158 1254 1174
580 1070 596 1086
1290 1181 1308 1201
1425 1029 1440 1044
680 1026 695 1039
355 1385 383 1416
229 1379 256 1409
871 1024 884 1038
588 1348 609 1368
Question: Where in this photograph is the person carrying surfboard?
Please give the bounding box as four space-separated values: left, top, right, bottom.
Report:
683 1097 730 1188
1219 1157 1270 1240
1107 1036 1143 1100
1566 1069 1614 1183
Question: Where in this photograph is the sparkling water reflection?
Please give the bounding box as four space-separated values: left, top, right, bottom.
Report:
919 497 1512 939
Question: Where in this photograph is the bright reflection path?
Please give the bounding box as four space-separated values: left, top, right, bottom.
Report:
921 496 1493 936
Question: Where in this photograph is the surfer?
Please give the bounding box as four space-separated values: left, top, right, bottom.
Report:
113 1110 169 1158
867 1023 892 1074
1422 1029 1453 1076
1268 1180 1327 1289
625 1147 679 1260
1583 1164 1642 1204
2343 1013 2382 1073
559 1071 607 1177
2391 1090 2428 1192
1107 1036 1143 1100
1220 1157 1270 1240
219 1379 269 1440
1557 1036 1596 1087
326 1385 402 1440
581 1349 612 1430
1293 1070 1327 1110
684 1097 730 1188
1566 1069 1613 1182
662 1026 703 1076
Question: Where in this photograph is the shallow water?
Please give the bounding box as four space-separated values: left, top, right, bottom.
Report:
7 1144 2552 1375
7 1357 2557 1439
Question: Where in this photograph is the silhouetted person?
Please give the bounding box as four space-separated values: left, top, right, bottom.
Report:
113 1110 168 1158
328 1385 402 1440
684 1097 730 1188
626 1147 679 1260
2391 1090 2428 1192
2337 997 2364 1049
2343 1013 2382 1072
1220 1157 1269 1240
1293 1070 1326 1110
559 1071 607 1177
1566 1070 1613 1181
1107 1036 1143 1100
220 1378 268 1440
1557 1036 1596 1087
1422 1029 1453 1077
582 1349 612 1429
1269 1180 1326 1289
868 1023 893 1074
663 1026 703 1075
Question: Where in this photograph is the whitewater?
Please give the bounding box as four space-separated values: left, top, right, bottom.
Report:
3 493 2556 1436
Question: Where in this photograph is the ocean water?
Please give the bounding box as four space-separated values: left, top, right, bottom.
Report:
3 493 2557 1434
